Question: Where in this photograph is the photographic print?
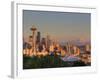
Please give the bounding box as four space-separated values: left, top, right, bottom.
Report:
23 10 91 69
11 2 97 78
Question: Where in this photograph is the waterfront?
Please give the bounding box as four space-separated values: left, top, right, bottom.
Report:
23 26 91 69
23 52 91 69
23 10 91 69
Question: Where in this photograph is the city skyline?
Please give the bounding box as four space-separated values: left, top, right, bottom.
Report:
23 10 91 43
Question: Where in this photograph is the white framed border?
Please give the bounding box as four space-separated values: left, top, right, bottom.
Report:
11 1 97 78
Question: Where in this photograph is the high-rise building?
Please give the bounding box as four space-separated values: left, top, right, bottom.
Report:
66 42 71 54
36 31 41 45
30 26 37 56
86 44 91 52
46 35 51 49
41 37 46 46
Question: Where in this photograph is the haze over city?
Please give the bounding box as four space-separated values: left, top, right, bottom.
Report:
23 10 90 43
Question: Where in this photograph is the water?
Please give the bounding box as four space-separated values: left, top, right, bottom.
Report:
61 55 80 62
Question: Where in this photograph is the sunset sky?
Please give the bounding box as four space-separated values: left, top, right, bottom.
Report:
23 10 90 43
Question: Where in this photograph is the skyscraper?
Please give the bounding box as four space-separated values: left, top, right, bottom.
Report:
36 31 41 45
41 37 46 46
30 26 37 56
46 35 51 49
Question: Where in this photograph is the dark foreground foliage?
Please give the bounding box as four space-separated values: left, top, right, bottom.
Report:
23 55 88 69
